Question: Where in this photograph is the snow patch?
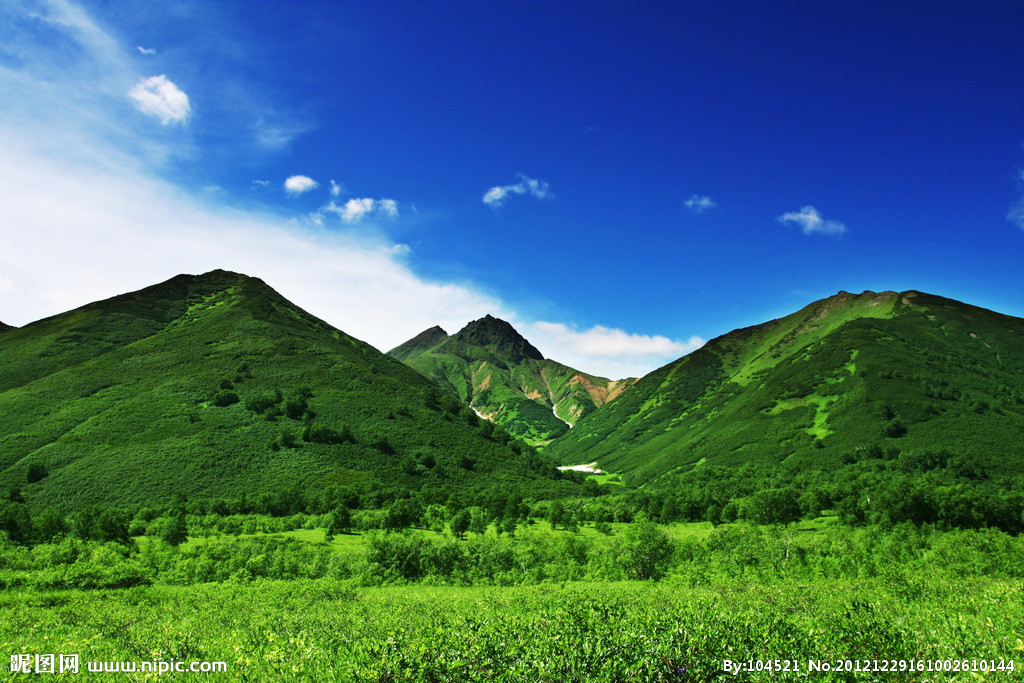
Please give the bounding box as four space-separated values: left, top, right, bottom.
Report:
557 462 602 473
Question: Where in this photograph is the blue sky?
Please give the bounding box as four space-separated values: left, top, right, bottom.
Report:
1 0 1023 378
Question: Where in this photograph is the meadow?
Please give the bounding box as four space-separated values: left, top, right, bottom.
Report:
2 519 1023 681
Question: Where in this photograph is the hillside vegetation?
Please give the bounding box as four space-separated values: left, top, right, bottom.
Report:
389 315 634 445
547 290 1024 487
0 271 578 513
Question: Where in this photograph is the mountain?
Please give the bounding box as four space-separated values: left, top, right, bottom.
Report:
0 270 577 512
388 325 450 362
0 321 13 333
546 290 1024 485
389 315 635 445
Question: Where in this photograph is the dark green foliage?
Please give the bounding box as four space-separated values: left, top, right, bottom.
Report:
68 506 130 545
0 501 31 544
742 488 802 525
26 463 47 484
211 390 240 407
449 509 471 539
160 512 188 546
383 499 422 530
326 504 352 538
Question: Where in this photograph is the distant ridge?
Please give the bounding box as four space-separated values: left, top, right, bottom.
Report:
390 316 635 445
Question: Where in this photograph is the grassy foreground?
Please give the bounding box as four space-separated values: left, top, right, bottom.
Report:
3 577 1022 682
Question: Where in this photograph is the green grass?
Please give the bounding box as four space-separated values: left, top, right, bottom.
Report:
2 578 1021 681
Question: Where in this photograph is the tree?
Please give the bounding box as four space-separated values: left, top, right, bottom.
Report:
618 514 674 580
161 512 188 547
0 501 31 545
26 463 48 484
325 504 352 541
383 499 422 530
449 508 471 539
546 500 566 530
743 488 801 525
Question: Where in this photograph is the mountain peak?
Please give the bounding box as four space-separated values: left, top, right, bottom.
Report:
453 315 544 362
387 325 450 361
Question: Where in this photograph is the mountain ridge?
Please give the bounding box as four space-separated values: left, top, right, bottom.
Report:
389 315 636 444
546 288 1024 485
0 271 579 512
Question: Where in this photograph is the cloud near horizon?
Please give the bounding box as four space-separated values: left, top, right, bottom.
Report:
777 205 847 236
483 174 553 208
526 321 705 379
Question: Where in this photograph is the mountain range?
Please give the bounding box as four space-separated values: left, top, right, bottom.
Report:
5 272 1024 515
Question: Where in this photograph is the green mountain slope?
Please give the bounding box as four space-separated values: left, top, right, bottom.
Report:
0 271 576 512
389 315 635 445
388 325 449 362
547 290 1024 484
0 321 12 333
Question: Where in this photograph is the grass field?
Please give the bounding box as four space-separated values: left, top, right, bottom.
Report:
2 577 1021 681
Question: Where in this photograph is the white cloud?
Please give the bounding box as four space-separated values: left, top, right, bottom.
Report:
252 117 313 151
377 198 399 218
128 74 191 124
322 198 400 223
483 174 553 208
0 134 508 354
777 205 847 236
340 198 373 222
0 0 695 381
330 180 344 197
1008 198 1024 230
136 46 156 55
526 321 705 379
684 194 717 213
284 175 318 195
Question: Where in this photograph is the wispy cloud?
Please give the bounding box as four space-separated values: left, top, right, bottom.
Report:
136 46 156 55
251 116 314 152
526 321 704 379
684 194 717 213
483 174 553 208
1008 199 1024 230
330 180 344 198
777 205 847 236
321 198 399 223
284 175 318 196
128 75 191 124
